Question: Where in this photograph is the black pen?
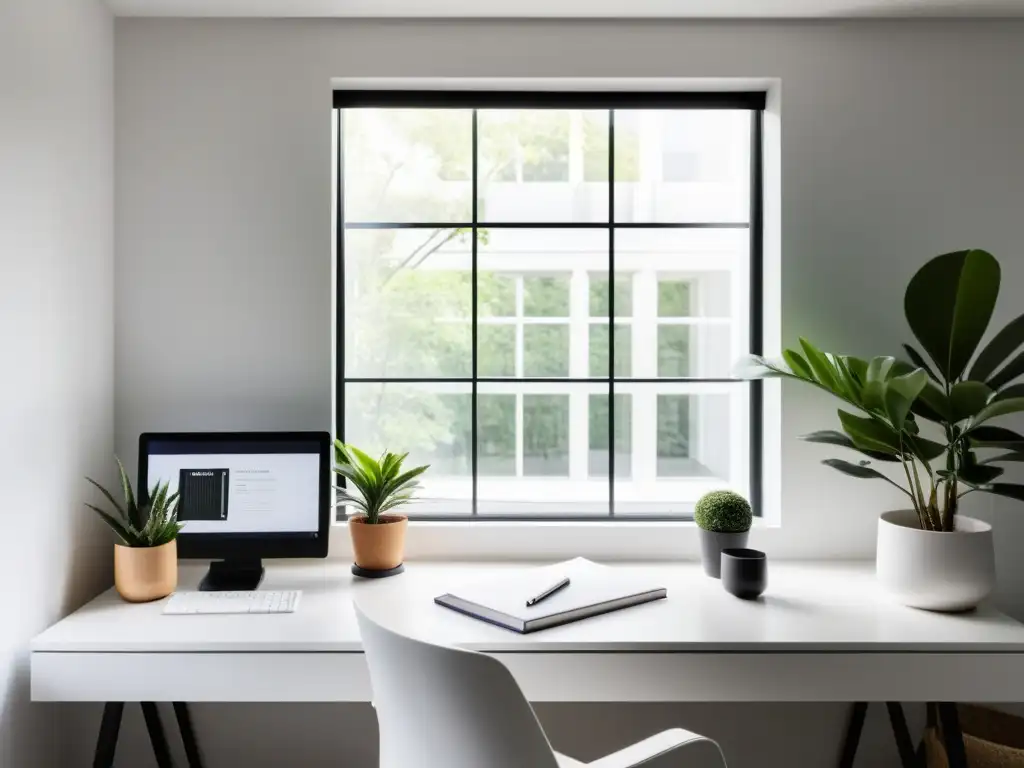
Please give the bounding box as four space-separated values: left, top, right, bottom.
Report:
526 577 571 607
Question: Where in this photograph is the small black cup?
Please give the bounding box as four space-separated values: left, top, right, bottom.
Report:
721 548 767 600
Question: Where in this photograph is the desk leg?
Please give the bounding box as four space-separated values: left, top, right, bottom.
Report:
885 702 918 768
937 703 968 768
838 702 868 768
93 702 124 768
141 702 174 768
173 702 205 768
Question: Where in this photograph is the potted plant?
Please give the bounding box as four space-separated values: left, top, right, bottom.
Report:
695 490 753 578
334 441 429 577
85 458 183 603
749 249 1024 610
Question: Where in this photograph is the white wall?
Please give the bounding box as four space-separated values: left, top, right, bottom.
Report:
0 0 115 764
102 18 1024 768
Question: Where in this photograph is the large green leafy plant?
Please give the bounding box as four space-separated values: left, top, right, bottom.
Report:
334 441 429 524
751 249 1024 532
85 458 183 546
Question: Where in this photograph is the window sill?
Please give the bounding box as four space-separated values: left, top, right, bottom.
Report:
327 517 776 562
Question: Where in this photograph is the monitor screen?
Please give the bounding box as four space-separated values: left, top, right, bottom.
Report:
140 434 328 542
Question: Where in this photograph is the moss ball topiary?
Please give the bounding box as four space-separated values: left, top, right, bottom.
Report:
694 490 752 533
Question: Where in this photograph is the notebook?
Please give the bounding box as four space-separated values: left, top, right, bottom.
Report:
434 558 667 634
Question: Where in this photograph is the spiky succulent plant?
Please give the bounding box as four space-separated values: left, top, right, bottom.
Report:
85 458 183 547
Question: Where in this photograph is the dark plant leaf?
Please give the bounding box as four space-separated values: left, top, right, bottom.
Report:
993 384 1024 402
837 410 902 455
985 483 1024 502
966 397 1024 432
981 452 1024 464
901 344 940 382
988 349 1024 391
958 463 1005 485
800 430 899 461
970 425 1024 443
905 434 948 461
949 381 994 422
822 459 911 497
799 338 839 389
970 312 1024 382
916 380 951 422
85 503 133 545
904 249 1000 381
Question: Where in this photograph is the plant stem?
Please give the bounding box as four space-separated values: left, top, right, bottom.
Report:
900 456 927 529
909 458 935 531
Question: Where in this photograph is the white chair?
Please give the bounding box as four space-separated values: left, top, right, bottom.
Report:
355 605 727 768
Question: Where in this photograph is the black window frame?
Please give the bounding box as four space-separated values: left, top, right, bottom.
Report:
334 90 766 521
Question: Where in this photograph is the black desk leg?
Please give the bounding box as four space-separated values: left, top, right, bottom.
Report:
93 702 124 768
141 702 174 768
173 702 205 768
839 702 868 768
937 702 969 768
885 702 919 768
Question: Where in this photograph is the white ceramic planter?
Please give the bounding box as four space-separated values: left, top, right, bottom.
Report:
876 509 995 612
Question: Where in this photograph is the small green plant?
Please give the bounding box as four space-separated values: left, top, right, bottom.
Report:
333 441 429 524
695 490 753 533
85 458 183 547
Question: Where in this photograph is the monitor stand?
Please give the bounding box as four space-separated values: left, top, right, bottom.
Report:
198 559 265 591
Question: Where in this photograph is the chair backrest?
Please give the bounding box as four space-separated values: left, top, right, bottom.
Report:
355 604 561 768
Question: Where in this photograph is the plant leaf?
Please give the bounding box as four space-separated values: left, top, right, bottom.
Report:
800 430 900 461
981 452 1024 464
84 477 127 520
837 410 902 455
988 349 1024 391
993 384 1024 402
904 249 1000 381
904 434 948 462
821 459 912 497
984 483 1024 502
780 348 812 380
958 463 1005 485
902 343 940 382
883 368 928 430
799 338 839 389
949 381 994 422
115 457 141 530
346 445 382 486
85 503 134 545
970 312 1024 382
966 397 1024 432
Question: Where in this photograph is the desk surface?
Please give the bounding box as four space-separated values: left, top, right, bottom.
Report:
32 560 1024 654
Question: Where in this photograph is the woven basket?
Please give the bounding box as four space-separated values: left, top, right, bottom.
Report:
925 704 1024 768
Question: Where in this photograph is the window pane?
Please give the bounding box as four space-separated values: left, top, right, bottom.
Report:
344 109 472 223
589 273 633 317
478 272 516 317
614 384 750 516
478 109 608 222
523 395 569 476
345 229 471 378
617 229 749 378
478 394 516 476
614 110 750 223
343 383 472 516
523 325 569 377
658 279 692 317
478 324 516 377
589 394 632 478
523 275 570 317
657 326 690 377
589 324 632 377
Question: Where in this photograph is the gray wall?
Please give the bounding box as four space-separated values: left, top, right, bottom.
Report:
103 18 1024 768
0 0 115 764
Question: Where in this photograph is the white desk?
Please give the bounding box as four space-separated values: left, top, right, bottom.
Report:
31 560 1024 704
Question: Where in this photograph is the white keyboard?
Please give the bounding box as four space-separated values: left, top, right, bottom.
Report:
163 590 301 615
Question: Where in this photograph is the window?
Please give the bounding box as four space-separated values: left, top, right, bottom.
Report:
336 91 765 520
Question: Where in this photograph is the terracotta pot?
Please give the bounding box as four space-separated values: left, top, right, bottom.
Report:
114 539 178 603
349 515 407 571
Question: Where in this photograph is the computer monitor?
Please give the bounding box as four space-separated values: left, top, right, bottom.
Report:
138 431 332 591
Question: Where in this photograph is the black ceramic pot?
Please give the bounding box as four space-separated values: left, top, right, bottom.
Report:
721 548 767 600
